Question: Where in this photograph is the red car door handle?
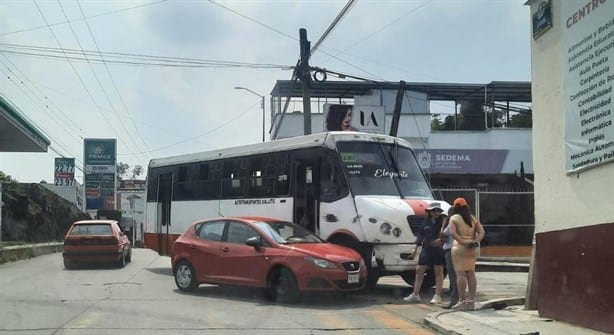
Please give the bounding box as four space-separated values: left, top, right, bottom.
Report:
189 244 195 249
222 247 230 252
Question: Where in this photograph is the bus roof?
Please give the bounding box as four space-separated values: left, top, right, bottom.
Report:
148 131 412 169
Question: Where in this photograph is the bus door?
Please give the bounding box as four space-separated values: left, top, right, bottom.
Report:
293 159 319 234
157 173 173 255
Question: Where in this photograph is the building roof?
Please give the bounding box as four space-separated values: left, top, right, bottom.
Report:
270 80 532 102
0 94 51 152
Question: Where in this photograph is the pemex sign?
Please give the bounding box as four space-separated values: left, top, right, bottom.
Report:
83 139 117 211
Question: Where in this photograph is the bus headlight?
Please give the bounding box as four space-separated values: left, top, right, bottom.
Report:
380 222 392 235
392 227 402 237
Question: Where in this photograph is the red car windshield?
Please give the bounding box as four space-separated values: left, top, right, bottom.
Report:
254 221 324 244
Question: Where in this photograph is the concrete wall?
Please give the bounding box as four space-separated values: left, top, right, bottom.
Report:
529 0 614 332
530 0 614 235
0 242 63 264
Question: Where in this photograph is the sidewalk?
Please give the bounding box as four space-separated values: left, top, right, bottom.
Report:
377 263 608 335
424 303 608 335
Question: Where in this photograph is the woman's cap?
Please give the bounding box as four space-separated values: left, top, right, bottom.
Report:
453 197 468 207
425 202 443 212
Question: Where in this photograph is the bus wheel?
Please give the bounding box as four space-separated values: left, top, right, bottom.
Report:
174 261 198 292
264 267 299 303
361 246 380 290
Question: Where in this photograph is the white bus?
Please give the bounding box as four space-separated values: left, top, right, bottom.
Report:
144 131 447 288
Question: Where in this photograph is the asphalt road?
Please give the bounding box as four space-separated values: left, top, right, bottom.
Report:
0 248 527 335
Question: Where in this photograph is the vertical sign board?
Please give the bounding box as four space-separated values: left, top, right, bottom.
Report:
84 139 117 211
54 157 75 186
563 1 614 173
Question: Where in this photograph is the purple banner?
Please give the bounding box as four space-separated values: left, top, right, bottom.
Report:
414 149 509 174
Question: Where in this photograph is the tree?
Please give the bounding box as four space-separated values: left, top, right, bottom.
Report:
116 162 130 181
0 171 16 183
131 165 143 180
509 113 532 128
431 114 443 130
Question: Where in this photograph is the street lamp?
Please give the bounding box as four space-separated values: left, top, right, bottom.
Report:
235 86 265 142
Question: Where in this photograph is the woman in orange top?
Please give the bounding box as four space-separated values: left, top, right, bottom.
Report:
448 197 485 310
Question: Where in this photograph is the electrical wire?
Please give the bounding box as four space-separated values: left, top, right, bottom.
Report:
0 54 86 136
58 1 148 167
33 0 137 165
123 101 261 155
77 0 152 161
0 43 292 69
0 0 169 37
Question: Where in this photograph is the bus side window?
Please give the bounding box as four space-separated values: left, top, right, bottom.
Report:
320 153 347 202
276 153 290 196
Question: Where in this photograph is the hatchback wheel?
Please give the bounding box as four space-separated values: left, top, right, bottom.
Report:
175 261 198 292
63 258 73 270
264 267 299 303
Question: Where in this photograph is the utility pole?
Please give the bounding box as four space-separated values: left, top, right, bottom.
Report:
389 81 406 137
298 28 312 135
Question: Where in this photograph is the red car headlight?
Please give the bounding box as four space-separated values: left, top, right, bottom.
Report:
304 257 338 270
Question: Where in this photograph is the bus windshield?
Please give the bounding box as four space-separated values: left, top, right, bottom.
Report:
337 141 433 198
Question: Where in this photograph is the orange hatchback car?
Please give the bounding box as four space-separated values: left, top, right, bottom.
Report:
171 216 367 302
63 220 132 269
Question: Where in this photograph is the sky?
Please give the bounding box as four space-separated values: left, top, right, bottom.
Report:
0 0 531 183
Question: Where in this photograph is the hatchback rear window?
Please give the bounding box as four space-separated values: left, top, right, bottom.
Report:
70 224 113 236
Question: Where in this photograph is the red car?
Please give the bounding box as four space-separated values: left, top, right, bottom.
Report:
63 220 132 269
171 217 367 302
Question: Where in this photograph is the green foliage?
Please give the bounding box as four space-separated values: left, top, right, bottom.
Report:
1 183 90 242
116 162 130 181
509 113 533 128
116 162 144 181
131 165 143 180
0 171 16 183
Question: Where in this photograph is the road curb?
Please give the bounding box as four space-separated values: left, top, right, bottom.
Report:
424 311 463 335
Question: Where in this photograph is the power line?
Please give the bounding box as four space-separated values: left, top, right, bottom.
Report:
125 101 261 155
311 0 357 54
57 0 148 166
0 43 292 69
339 0 433 53
0 66 83 147
0 86 83 166
206 0 297 41
1 0 169 37
33 0 135 163
77 0 152 162
0 54 86 136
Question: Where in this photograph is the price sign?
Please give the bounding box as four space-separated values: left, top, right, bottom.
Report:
54 158 76 187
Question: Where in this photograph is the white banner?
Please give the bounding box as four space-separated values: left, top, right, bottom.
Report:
85 164 116 174
323 104 385 134
563 1 614 173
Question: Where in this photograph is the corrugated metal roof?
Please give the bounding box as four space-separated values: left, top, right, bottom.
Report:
270 80 532 102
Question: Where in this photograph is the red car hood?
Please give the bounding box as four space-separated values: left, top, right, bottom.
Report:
283 243 360 262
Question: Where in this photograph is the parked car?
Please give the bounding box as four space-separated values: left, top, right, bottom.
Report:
63 219 132 269
171 216 367 302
